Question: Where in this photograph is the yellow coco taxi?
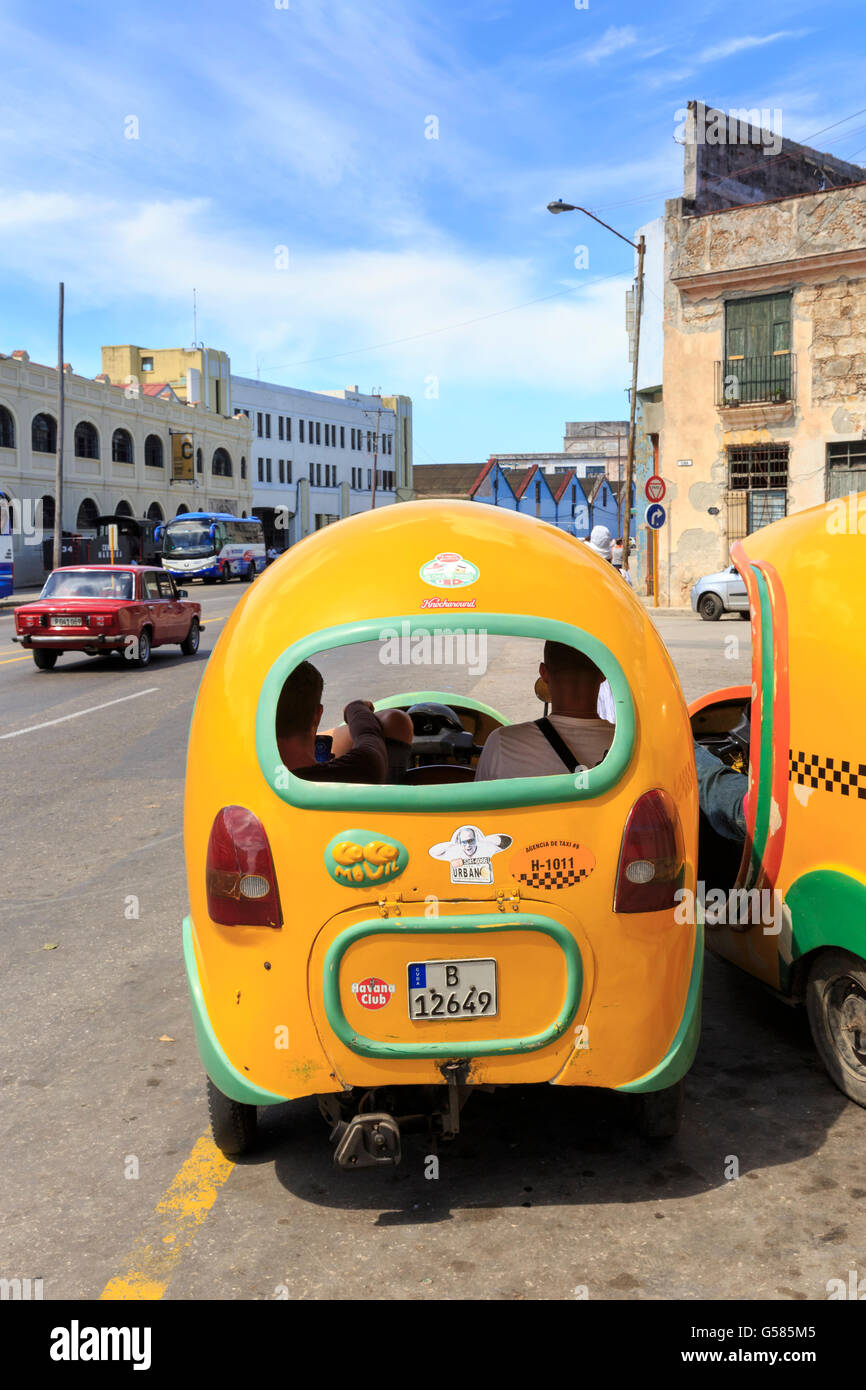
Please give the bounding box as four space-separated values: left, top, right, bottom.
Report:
690 494 866 1107
183 500 702 1166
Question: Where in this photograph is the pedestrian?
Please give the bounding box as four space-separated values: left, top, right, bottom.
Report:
585 524 613 561
611 537 624 569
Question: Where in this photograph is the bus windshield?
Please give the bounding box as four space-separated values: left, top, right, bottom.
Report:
163 520 214 556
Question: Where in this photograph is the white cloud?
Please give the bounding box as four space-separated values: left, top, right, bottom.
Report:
697 30 804 64
0 192 631 395
582 26 638 64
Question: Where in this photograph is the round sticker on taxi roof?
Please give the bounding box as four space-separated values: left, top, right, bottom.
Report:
419 552 479 589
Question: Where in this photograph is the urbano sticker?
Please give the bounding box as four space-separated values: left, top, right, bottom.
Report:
419 551 480 589
352 978 395 1010
324 830 408 887
510 839 596 889
429 824 513 885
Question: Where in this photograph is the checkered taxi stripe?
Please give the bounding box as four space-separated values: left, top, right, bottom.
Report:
789 750 866 799
515 865 592 889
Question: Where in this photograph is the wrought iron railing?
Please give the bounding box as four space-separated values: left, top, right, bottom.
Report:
715 353 795 407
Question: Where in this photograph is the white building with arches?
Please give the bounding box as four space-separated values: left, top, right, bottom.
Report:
0 350 252 586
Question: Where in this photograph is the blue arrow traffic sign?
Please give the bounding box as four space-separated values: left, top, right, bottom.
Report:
645 503 666 530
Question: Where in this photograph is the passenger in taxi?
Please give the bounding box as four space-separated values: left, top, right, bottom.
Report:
474 640 615 779
275 661 411 783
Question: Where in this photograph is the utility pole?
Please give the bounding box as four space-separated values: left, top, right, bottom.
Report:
370 400 382 509
53 282 65 570
622 234 645 575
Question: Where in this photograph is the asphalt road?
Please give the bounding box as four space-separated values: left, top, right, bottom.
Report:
1 593 862 1302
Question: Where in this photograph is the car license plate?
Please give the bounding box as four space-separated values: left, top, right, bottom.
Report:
52 615 81 627
407 958 497 1021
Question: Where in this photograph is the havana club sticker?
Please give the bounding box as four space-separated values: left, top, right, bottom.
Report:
351 978 395 1010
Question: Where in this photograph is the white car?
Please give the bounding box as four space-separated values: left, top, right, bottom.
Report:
690 565 750 621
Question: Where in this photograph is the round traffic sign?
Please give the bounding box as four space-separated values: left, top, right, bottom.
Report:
645 474 666 502
645 503 666 530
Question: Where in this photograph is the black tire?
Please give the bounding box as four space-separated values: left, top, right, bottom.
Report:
130 627 152 668
220 564 230 584
207 1077 257 1156
244 561 255 582
698 592 724 622
806 949 866 1108
738 610 751 620
634 1079 684 1138
180 617 200 656
32 649 58 670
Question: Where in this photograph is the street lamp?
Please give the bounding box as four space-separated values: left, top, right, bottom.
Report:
547 200 645 576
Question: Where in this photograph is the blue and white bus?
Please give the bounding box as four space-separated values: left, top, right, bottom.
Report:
161 512 266 584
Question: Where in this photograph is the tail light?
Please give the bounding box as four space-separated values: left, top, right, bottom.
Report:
206 806 282 928
17 613 41 630
614 789 685 913
88 613 116 629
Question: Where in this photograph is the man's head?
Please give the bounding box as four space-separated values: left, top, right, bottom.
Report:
586 525 613 561
275 661 324 743
540 640 604 716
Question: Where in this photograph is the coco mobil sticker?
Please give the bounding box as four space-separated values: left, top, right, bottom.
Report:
429 824 513 885
510 839 596 889
419 552 480 589
324 831 409 886
351 978 395 1010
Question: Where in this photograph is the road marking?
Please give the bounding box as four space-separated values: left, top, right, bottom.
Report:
0 686 159 739
101 1135 234 1301
0 653 31 666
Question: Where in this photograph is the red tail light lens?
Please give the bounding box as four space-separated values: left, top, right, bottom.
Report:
206 806 282 928
614 789 685 913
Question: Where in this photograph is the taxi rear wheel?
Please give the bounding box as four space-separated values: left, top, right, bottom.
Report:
207 1078 258 1156
32 649 59 670
633 1079 684 1139
806 949 866 1108
180 617 200 656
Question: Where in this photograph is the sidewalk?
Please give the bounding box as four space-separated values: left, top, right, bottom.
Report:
0 587 42 611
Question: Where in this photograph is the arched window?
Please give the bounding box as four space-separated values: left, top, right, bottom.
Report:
175 503 189 516
112 428 134 463
212 447 233 477
0 405 14 449
38 494 56 529
76 497 100 529
31 413 56 454
144 434 164 468
240 456 247 480
147 501 164 523
115 500 133 517
196 447 203 474
74 421 100 459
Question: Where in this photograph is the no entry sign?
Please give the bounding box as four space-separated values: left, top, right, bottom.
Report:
645 475 666 502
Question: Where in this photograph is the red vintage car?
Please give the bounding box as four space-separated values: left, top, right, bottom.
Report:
12 565 203 670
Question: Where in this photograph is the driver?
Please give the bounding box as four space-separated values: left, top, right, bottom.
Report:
475 640 614 780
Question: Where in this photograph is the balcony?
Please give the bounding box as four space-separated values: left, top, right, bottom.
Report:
714 353 796 408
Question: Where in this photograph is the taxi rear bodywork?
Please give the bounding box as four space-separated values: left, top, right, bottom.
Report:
183 500 702 1162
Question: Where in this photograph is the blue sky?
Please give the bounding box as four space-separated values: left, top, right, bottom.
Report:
2 0 865 464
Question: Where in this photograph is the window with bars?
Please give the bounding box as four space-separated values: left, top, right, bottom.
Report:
727 443 789 491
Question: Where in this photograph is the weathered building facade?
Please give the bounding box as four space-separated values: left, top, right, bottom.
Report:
660 106 866 602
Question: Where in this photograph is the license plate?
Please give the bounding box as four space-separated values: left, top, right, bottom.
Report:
407 958 497 1021
52 615 81 627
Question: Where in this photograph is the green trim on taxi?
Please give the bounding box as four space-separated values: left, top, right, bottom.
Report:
322 912 583 1060
183 915 288 1107
255 613 635 812
616 920 704 1093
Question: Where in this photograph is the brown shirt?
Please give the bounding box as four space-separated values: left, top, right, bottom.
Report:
293 701 388 784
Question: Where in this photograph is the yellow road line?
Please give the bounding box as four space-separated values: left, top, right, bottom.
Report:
0 654 31 665
100 1134 234 1300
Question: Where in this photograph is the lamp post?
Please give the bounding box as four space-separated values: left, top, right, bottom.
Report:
547 201 645 575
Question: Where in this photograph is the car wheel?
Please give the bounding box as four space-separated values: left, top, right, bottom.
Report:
633 1079 684 1138
806 949 866 1108
131 627 152 668
738 610 751 620
180 617 200 656
32 649 58 670
698 592 724 621
219 564 229 584
207 1077 257 1156
245 561 255 582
